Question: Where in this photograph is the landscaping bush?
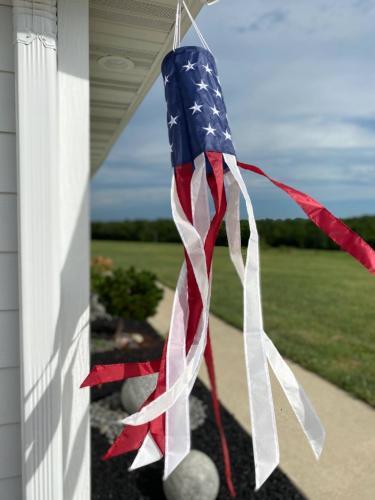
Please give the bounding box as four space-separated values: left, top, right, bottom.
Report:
93 265 163 321
91 256 114 292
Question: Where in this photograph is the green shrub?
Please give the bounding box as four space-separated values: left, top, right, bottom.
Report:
94 266 163 321
91 256 114 293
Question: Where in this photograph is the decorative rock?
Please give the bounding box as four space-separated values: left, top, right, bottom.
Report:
189 395 207 430
163 450 220 500
90 293 111 322
121 376 208 429
114 332 131 350
91 394 126 444
120 374 158 414
130 333 144 344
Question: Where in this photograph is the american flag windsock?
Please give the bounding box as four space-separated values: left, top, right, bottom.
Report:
81 11 375 497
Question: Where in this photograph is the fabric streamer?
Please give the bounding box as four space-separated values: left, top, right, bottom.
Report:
82 2 375 495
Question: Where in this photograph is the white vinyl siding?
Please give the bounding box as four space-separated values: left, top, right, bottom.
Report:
0 424 21 478
0 4 22 498
0 311 19 368
0 476 22 499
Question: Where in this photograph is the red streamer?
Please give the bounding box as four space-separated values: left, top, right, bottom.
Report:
82 155 236 497
238 161 375 275
80 360 161 388
176 153 236 496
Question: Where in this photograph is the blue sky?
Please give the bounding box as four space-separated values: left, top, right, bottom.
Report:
91 0 375 221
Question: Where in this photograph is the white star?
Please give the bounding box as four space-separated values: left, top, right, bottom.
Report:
203 63 213 74
196 80 209 91
210 105 220 117
223 129 232 141
214 88 222 98
189 102 203 115
168 114 178 128
183 60 196 71
170 143 173 152
202 123 216 136
164 74 170 85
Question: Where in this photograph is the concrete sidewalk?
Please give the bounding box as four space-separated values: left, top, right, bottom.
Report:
150 286 375 500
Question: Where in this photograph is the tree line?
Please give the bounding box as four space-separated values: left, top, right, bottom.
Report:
91 215 375 250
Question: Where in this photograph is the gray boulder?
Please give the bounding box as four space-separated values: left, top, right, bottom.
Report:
120 378 207 430
120 373 158 414
163 450 220 500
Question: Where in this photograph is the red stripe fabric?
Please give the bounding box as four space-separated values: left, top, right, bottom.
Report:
205 328 236 498
83 158 235 494
103 423 149 460
175 154 235 497
100 164 198 461
80 360 161 388
238 161 375 275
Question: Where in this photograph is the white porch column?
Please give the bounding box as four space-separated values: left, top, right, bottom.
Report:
58 1 90 499
13 1 63 498
13 1 90 498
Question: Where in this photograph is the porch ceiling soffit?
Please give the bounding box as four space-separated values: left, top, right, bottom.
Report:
89 0 204 174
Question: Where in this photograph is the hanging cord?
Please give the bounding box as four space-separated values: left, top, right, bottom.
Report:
173 0 212 53
173 0 182 51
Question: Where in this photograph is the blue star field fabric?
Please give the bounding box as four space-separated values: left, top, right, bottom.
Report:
162 46 235 168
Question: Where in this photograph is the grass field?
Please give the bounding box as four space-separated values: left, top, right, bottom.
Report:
92 240 375 406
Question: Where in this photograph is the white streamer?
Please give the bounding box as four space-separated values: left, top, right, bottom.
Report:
130 262 191 474
224 160 325 486
129 432 163 471
224 153 279 490
224 173 245 284
164 156 212 478
164 263 190 477
120 159 211 428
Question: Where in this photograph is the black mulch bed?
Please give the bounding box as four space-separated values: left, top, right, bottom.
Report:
90 319 305 499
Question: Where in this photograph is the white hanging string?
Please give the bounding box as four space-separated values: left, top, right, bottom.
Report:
173 0 212 52
182 1 211 52
173 0 182 51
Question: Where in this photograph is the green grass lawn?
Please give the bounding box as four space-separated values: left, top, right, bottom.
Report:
92 240 375 407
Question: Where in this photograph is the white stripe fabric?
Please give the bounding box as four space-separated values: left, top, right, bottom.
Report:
164 155 211 478
224 170 325 458
129 432 163 471
224 172 245 284
130 262 191 474
120 163 211 427
126 152 324 492
263 336 325 459
223 157 325 487
224 153 279 490
192 154 211 241
164 263 190 477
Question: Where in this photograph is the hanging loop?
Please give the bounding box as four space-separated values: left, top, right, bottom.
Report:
173 0 212 53
173 0 182 51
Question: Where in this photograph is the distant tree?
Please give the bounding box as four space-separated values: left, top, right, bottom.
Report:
91 215 375 251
